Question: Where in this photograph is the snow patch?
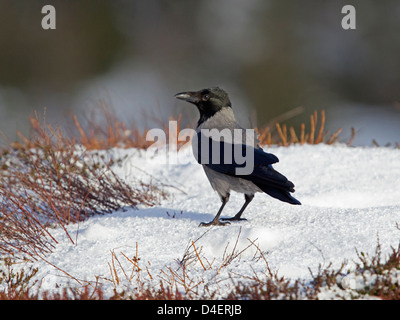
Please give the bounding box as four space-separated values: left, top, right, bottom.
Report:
20 144 400 298
199 226 281 258
303 191 400 208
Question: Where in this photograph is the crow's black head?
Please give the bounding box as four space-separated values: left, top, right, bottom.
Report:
175 87 232 125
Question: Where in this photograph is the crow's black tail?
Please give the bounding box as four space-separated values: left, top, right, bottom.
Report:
252 166 301 205
256 184 301 205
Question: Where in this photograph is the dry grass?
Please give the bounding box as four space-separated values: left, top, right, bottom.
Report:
1 227 400 300
97 226 400 300
256 110 347 147
69 105 348 150
72 101 190 150
352 237 400 299
0 112 168 261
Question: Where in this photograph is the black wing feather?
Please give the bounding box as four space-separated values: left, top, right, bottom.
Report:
193 133 301 205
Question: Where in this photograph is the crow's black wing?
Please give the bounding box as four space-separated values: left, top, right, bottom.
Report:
193 133 301 205
192 132 279 174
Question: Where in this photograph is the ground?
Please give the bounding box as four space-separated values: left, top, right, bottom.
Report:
17 144 400 298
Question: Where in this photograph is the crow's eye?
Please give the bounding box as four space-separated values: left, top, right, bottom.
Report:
202 94 210 101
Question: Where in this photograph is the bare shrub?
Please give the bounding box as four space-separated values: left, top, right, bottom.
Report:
0 113 168 260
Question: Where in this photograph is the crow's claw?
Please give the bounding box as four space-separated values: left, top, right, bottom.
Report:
199 219 230 227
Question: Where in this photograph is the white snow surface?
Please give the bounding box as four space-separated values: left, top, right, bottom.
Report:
23 144 400 297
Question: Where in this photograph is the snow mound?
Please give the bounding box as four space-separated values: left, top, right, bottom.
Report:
23 144 400 297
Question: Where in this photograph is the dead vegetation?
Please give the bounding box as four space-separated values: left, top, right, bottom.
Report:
2 227 398 300
256 110 350 147
69 103 350 150
0 112 168 261
72 101 190 150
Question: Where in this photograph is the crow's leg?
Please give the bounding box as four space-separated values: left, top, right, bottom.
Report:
199 194 230 227
221 194 254 222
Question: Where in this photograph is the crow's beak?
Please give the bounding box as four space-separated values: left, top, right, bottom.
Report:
174 91 200 104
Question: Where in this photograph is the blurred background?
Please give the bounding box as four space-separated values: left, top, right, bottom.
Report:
0 0 399 145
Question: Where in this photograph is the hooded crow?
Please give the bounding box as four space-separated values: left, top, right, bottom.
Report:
175 87 301 227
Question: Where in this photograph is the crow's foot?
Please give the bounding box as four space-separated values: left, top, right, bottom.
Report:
199 219 230 227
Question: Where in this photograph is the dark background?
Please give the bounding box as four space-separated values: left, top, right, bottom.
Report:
0 0 399 145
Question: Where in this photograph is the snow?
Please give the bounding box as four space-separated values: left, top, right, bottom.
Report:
18 144 400 298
